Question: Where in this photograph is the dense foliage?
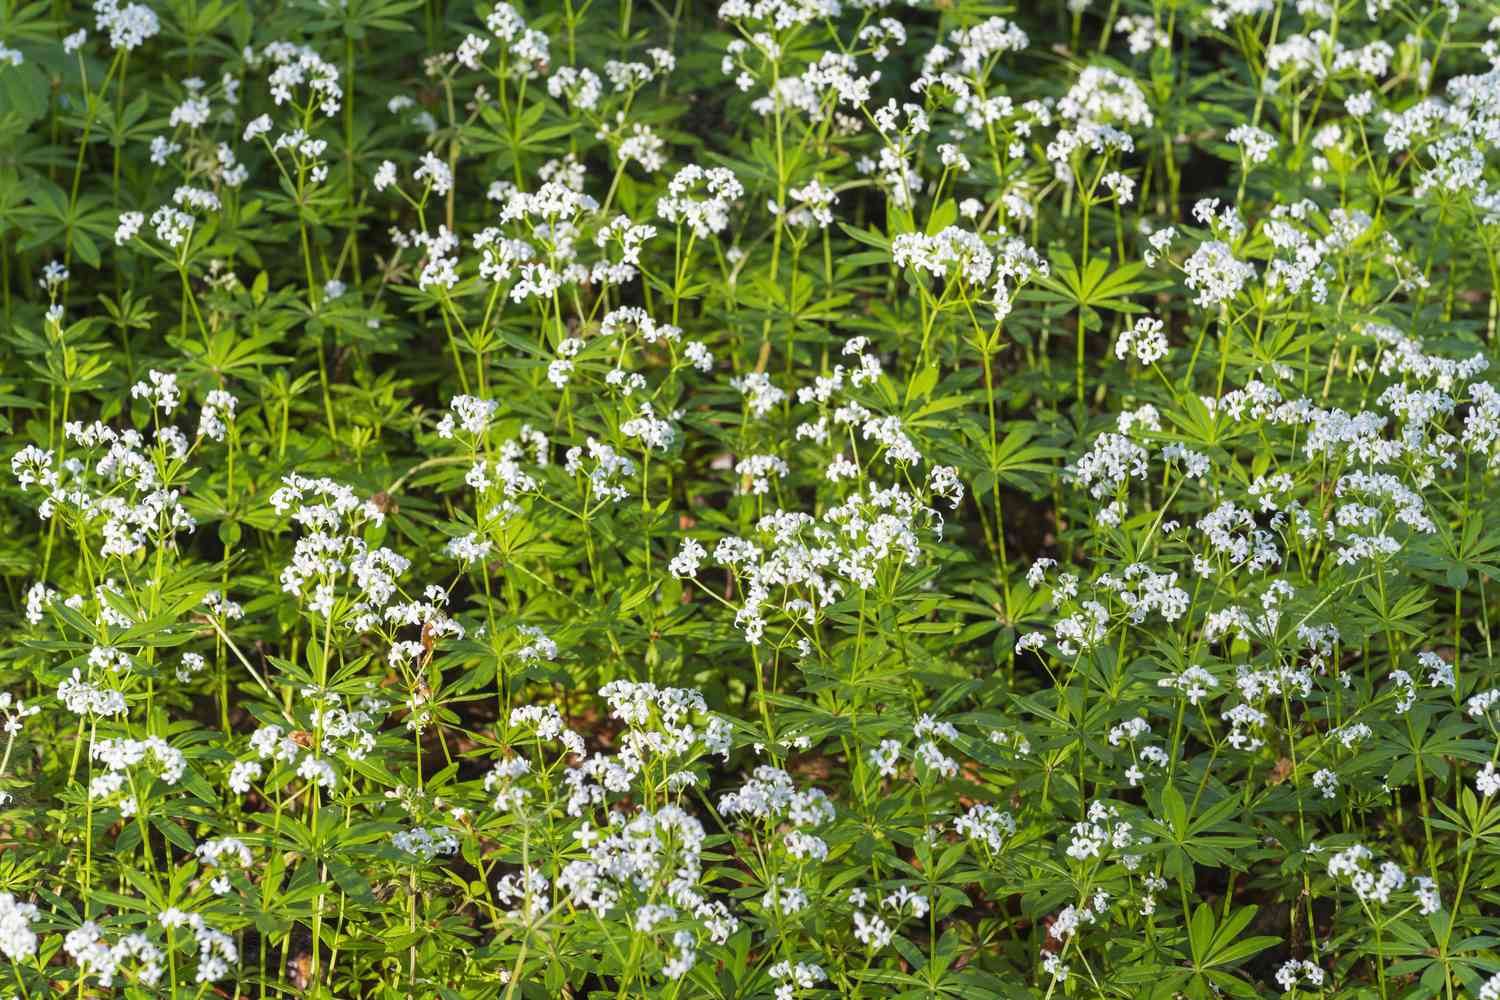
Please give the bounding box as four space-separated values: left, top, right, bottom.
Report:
3 0 1500 996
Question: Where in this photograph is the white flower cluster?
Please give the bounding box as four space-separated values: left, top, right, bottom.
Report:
1115 316 1168 365
88 736 186 817
0 893 38 961
557 804 736 980
94 0 159 51
1326 845 1436 911
391 825 459 862
260 41 342 115
706 484 942 644
1065 801 1146 867
658 166 744 239
720 765 835 861
64 908 236 988
954 802 1017 855
1275 958 1325 993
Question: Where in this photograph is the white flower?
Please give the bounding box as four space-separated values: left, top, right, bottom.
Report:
658 165 743 238
94 0 160 51
616 123 666 173
131 370 181 415
869 739 901 777
413 152 452 195
1226 124 1278 164
1158 665 1220 705
1276 959 1324 993
0 893 38 960
1477 762 1500 798
242 114 272 141
788 178 838 227
669 538 706 578
456 33 490 69
1115 316 1168 365
227 760 262 794
391 826 459 862
1183 240 1255 307
373 160 397 191
115 211 145 245
296 754 335 789
852 910 893 950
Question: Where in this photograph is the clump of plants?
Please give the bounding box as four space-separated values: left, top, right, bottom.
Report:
3 0 1500 997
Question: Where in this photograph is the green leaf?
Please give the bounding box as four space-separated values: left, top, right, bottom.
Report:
0 59 49 128
326 859 377 906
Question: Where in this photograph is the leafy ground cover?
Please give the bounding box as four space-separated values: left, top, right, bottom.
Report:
3 0 1500 997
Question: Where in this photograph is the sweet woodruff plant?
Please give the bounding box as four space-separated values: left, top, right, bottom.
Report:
3 0 1500 997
